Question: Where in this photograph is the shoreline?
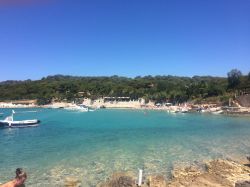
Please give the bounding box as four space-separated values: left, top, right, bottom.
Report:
1 102 250 116
1 157 249 187
63 157 250 187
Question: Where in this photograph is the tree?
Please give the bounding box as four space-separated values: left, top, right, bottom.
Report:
0 74 229 104
248 72 250 80
227 69 242 89
37 97 52 105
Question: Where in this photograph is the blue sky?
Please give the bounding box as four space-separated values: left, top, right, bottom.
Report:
0 0 249 81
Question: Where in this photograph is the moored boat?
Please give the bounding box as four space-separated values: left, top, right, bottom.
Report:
78 104 89 112
212 110 223 114
0 110 40 128
64 104 91 112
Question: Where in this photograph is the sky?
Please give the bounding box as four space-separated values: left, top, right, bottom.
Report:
0 0 249 81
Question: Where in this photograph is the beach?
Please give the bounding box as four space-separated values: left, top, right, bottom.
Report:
1 99 250 116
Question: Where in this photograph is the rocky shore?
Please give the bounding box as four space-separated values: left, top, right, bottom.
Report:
100 159 250 187
63 158 250 187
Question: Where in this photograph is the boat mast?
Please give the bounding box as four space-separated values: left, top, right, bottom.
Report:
11 110 15 121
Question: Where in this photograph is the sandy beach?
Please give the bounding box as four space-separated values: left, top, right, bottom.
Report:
1 99 250 116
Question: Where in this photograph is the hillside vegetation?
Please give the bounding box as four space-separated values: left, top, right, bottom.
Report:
0 69 249 105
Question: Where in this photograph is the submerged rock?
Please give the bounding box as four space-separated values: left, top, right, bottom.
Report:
64 177 81 187
168 159 250 187
97 172 136 187
235 180 250 187
147 175 167 187
98 172 168 187
205 159 250 185
98 159 250 187
247 156 250 163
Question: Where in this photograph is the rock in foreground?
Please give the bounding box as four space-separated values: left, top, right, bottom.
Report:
97 173 136 187
98 159 250 187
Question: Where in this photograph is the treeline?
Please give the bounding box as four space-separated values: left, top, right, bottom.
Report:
0 69 249 105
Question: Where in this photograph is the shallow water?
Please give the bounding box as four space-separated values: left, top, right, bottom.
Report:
0 108 250 186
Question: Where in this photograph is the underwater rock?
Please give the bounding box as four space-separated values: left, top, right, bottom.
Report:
147 175 167 187
168 159 250 187
64 176 81 187
97 159 250 187
171 165 202 179
235 180 250 187
205 159 250 185
97 172 136 187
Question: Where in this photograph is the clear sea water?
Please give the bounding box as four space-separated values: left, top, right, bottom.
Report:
0 108 250 186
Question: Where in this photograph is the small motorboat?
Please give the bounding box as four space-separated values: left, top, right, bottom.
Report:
78 104 89 112
212 110 223 114
65 104 90 112
180 107 189 113
0 110 40 128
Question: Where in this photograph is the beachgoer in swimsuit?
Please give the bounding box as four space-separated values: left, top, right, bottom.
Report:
0 168 27 187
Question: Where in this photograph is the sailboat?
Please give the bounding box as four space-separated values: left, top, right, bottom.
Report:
0 110 40 128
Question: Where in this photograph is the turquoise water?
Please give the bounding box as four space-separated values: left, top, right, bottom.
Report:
0 108 250 186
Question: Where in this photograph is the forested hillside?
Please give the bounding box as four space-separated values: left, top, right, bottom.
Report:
0 69 249 105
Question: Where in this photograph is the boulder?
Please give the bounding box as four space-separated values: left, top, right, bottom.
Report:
168 159 250 187
171 165 202 179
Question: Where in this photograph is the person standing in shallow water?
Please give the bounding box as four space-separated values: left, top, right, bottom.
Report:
0 168 27 187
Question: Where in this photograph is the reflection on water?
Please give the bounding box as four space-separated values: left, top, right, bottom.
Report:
0 109 250 186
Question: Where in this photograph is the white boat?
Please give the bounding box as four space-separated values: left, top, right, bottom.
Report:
65 104 89 112
78 104 89 112
0 110 40 128
169 109 179 113
212 110 223 114
180 107 189 113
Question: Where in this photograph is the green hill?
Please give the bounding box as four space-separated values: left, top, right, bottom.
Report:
0 71 249 105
